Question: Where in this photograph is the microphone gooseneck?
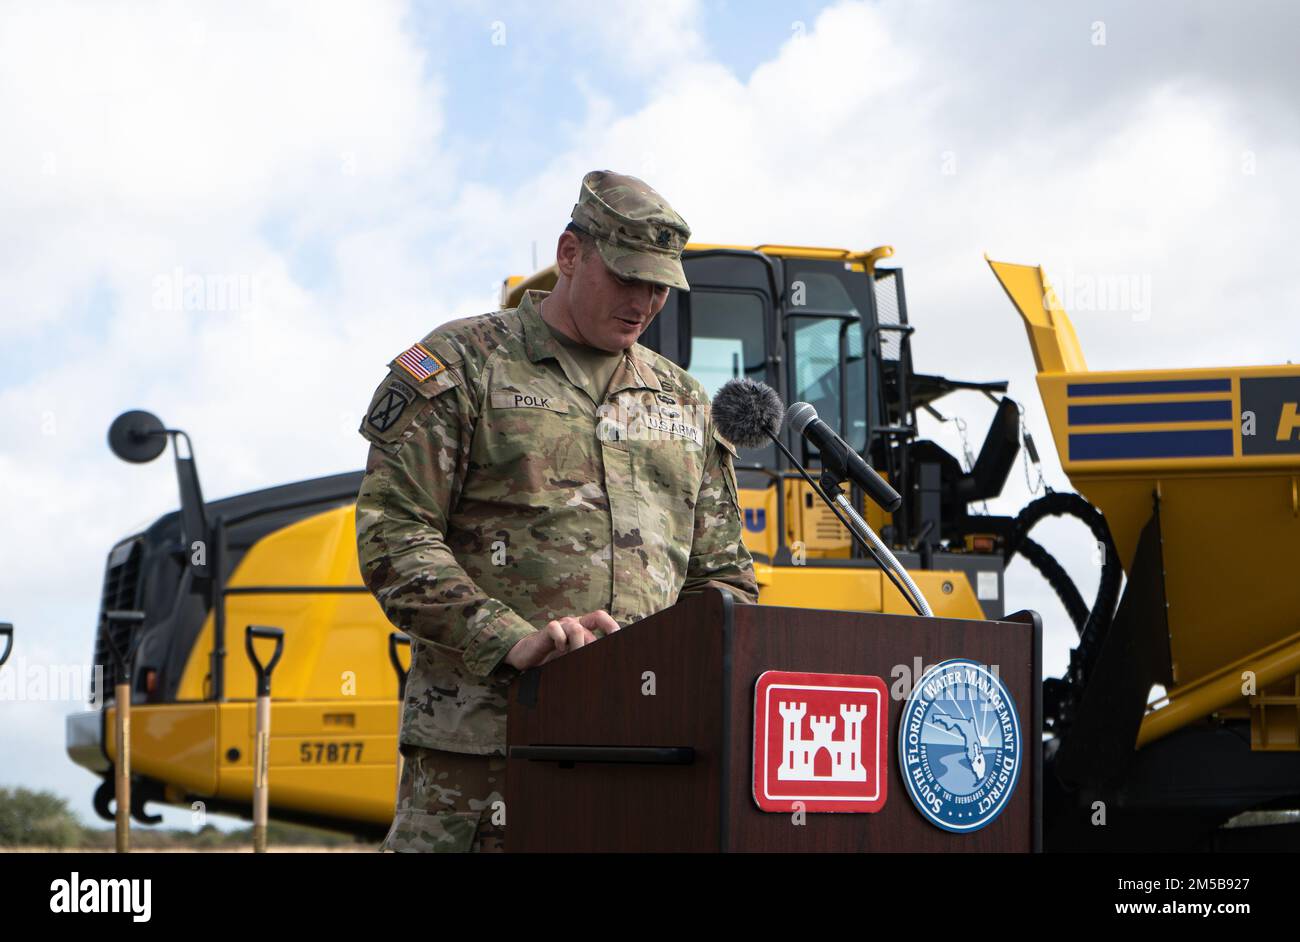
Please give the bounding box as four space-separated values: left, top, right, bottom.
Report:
708 381 931 617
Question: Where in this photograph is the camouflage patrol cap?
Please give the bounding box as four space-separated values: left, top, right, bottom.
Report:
570 170 691 291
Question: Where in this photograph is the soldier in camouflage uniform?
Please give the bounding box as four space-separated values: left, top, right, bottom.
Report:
355 170 759 852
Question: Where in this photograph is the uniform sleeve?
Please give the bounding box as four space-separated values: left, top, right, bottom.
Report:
354 362 536 680
680 428 759 604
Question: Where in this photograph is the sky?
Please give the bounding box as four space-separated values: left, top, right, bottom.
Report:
1 0 1297 833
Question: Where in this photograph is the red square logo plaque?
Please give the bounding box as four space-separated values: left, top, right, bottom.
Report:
752 670 888 813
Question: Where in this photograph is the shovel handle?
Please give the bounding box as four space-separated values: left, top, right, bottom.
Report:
244 625 285 697
100 610 146 672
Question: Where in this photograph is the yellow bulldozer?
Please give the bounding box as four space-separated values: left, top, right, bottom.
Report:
67 243 1300 850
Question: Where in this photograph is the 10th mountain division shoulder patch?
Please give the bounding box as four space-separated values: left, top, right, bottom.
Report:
367 379 415 433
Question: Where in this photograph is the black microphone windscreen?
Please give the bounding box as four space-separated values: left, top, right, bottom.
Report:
711 378 784 449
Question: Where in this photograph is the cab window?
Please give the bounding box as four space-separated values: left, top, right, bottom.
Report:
686 289 773 467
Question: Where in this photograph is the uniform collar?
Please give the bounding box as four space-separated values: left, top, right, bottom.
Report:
519 290 564 365
517 289 661 396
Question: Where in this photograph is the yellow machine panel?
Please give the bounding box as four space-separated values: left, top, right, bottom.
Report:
176 506 397 703
991 256 1300 750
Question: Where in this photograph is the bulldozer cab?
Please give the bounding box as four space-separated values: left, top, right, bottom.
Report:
644 248 890 474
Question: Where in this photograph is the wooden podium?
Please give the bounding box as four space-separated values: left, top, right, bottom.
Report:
506 590 1041 852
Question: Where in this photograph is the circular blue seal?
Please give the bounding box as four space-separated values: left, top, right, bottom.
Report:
898 659 1022 832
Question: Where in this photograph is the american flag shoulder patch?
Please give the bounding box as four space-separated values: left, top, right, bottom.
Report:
394 343 446 383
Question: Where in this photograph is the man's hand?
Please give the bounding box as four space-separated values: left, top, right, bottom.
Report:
503 610 620 671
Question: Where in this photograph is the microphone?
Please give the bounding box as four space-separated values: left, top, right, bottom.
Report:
711 377 785 449
785 402 903 513
709 379 931 617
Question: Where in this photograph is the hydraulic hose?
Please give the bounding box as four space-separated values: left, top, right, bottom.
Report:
1003 491 1123 727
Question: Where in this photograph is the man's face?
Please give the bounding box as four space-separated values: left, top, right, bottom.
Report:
567 241 671 352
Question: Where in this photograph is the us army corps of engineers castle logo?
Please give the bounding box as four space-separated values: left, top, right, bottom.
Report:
899 659 1022 832
752 671 888 813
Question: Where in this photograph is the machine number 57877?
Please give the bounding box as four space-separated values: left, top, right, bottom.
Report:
298 742 365 764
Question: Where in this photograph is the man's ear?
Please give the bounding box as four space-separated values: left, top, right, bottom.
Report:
555 230 581 276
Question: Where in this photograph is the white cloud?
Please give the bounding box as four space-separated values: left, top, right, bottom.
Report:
554 0 707 82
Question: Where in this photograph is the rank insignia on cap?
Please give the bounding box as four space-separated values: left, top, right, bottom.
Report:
395 343 445 382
